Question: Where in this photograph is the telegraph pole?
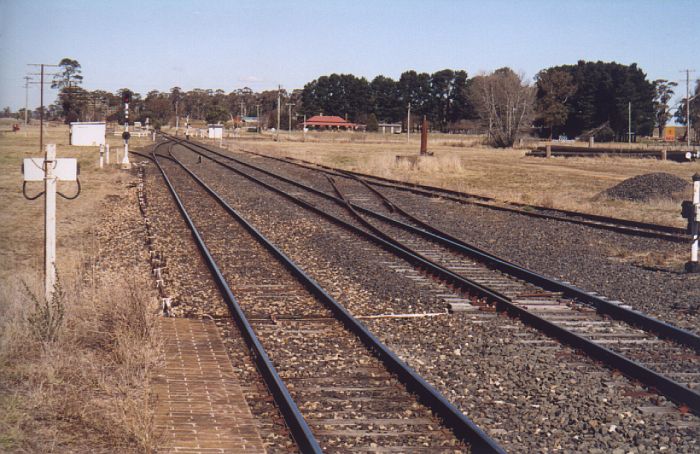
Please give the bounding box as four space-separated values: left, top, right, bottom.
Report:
407 103 411 143
277 85 281 141
175 99 179 134
286 103 295 135
23 76 32 126
255 104 261 133
682 69 696 146
28 63 59 153
628 102 632 144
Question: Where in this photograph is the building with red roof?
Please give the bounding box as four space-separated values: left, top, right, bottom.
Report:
304 114 359 130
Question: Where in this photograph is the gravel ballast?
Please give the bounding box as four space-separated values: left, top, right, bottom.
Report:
165 143 700 452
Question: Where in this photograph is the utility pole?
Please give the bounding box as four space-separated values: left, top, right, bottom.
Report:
255 104 261 133
277 85 281 141
286 103 295 135
28 63 59 153
23 76 32 126
628 101 632 144
682 69 696 146
175 99 179 134
407 103 411 143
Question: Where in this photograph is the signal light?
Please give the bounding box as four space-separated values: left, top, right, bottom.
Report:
122 92 131 104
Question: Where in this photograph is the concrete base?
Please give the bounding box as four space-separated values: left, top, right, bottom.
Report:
685 261 699 273
121 162 132 170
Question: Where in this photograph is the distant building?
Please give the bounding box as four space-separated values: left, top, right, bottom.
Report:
208 124 223 139
70 122 106 146
305 114 359 131
378 123 402 134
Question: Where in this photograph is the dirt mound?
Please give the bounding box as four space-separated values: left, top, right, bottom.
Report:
603 172 691 202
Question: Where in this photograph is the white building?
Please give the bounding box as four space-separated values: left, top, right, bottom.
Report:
70 122 106 146
378 123 402 134
208 124 223 139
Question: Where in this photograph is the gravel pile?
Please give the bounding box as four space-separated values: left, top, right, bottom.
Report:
603 172 690 202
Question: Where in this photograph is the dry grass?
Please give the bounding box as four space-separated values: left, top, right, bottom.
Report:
0 124 161 452
214 131 700 227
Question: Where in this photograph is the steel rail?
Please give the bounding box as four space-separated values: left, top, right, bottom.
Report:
150 145 323 453
168 137 700 415
171 136 700 353
236 147 688 240
158 141 505 453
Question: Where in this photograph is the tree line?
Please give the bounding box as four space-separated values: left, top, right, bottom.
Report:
10 58 699 147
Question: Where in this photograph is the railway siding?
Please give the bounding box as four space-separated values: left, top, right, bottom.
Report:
157 139 699 452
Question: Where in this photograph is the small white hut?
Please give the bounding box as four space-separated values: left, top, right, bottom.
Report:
70 122 106 146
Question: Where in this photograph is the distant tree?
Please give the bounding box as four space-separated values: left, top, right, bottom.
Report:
301 74 370 121
429 69 473 131
1 106 11 118
142 90 172 125
470 68 535 148
51 58 86 123
370 75 402 122
535 68 576 138
366 113 379 132
51 58 83 90
652 79 677 138
543 61 655 139
205 104 229 124
398 70 432 119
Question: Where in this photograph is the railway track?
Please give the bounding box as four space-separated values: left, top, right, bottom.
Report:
237 148 690 243
164 136 700 417
149 141 503 453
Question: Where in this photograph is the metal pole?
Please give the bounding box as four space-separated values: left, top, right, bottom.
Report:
407 103 411 143
105 143 110 164
420 115 428 155
45 143 57 300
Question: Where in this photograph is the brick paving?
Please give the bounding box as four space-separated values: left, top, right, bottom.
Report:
154 317 266 453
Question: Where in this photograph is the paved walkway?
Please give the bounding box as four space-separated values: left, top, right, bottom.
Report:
154 318 265 453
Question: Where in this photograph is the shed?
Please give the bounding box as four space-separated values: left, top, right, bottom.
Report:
208 124 224 139
378 123 402 134
69 122 106 146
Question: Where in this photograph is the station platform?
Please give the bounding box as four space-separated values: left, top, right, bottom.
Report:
153 318 265 453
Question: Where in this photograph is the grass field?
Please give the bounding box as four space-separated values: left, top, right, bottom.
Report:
0 121 160 452
214 130 700 227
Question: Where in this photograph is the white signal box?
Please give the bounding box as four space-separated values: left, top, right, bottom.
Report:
23 158 78 182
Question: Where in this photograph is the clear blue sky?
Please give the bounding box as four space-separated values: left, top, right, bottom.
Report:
1 0 698 111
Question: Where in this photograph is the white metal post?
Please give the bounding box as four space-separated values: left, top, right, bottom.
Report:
105 143 110 164
44 144 57 300
690 174 700 272
99 144 104 169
